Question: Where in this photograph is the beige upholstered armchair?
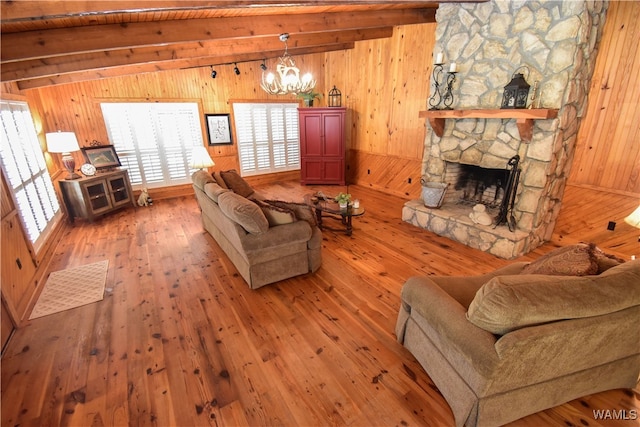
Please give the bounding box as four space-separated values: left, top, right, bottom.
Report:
396 246 640 427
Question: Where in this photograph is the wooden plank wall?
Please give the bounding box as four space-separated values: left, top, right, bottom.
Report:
326 24 435 198
4 6 638 200
13 24 434 199
569 0 640 195
19 55 324 194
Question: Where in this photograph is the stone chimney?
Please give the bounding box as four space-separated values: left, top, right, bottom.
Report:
403 0 608 258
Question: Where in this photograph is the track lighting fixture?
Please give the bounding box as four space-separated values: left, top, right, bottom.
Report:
234 63 240 75
260 60 267 71
210 66 217 79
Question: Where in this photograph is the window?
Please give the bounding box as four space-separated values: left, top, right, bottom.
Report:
231 102 300 176
0 100 62 254
101 102 204 189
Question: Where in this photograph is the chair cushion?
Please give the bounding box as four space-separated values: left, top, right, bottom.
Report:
520 243 598 276
466 260 640 335
220 169 254 198
218 191 268 234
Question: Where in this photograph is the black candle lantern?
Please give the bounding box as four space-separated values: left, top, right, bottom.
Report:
501 72 531 109
328 85 342 107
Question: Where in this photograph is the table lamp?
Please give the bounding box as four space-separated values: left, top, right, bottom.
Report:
624 205 640 250
624 205 640 229
190 146 215 171
46 131 81 179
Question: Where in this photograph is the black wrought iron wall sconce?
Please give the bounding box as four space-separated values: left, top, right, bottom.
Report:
428 53 458 110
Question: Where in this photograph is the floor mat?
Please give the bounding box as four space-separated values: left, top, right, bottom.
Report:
29 260 109 320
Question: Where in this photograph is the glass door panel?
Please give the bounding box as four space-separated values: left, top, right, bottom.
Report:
85 181 112 214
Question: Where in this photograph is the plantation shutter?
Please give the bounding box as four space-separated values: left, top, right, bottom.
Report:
101 102 204 189
0 100 62 254
231 102 300 176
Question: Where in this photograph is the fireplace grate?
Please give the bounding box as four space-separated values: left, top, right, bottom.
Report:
448 163 508 208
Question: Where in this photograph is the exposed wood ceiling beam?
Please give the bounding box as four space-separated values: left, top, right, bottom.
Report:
15 43 354 90
1 9 434 62
3 28 392 82
0 1 447 21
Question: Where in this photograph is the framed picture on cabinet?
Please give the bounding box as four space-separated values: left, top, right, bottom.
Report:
81 145 122 170
205 114 233 146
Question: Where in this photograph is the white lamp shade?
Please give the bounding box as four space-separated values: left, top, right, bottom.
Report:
624 205 640 229
190 146 215 169
46 131 80 153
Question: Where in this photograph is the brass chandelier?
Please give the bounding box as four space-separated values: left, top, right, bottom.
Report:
261 33 316 95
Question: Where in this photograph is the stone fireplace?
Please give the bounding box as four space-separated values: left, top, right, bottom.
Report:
402 0 608 259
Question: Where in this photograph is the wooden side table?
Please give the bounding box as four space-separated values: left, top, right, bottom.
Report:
59 169 135 222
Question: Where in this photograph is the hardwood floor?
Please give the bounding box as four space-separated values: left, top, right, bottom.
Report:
2 181 638 426
546 184 640 259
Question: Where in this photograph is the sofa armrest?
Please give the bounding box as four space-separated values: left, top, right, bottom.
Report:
425 262 528 309
240 220 313 252
396 263 529 371
398 277 499 376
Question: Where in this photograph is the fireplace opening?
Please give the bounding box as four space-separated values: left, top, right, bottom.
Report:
447 163 508 208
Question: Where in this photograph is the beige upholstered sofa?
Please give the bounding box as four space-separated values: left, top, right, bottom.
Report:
396 245 640 427
192 170 322 289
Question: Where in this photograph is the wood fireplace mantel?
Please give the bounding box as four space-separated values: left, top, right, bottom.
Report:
419 108 559 143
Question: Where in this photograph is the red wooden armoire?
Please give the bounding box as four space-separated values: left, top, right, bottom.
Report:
299 107 346 185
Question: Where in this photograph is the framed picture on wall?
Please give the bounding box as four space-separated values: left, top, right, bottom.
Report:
205 114 233 146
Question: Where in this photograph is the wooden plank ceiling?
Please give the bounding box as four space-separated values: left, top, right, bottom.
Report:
0 0 481 89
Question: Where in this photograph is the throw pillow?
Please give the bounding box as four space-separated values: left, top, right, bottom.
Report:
220 169 254 198
264 200 317 227
466 260 640 335
252 199 296 226
218 192 269 234
212 171 229 189
203 182 230 203
591 244 626 273
520 243 598 276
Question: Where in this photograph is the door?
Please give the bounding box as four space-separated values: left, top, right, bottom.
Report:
300 113 323 157
319 111 345 184
1 212 37 321
321 112 344 157
107 174 131 208
84 180 112 215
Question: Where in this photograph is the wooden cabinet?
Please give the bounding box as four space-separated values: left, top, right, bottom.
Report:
59 169 134 222
299 107 346 185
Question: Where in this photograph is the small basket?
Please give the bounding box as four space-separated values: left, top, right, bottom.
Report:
421 182 448 208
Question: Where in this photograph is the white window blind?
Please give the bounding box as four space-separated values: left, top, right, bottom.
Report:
0 100 62 254
231 102 300 176
101 102 204 189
